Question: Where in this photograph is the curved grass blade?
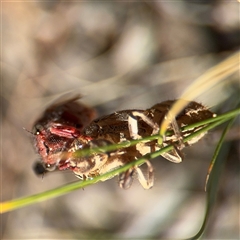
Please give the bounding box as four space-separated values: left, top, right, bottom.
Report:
159 51 239 144
186 117 236 240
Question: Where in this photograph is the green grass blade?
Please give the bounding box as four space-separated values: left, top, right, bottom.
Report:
186 117 236 240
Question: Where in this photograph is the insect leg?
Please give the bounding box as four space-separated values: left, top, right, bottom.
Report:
128 111 159 139
119 168 134 189
166 111 185 149
127 114 141 139
135 160 154 189
160 111 187 163
160 144 183 163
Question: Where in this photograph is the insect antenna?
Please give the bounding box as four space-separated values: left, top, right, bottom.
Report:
22 127 35 136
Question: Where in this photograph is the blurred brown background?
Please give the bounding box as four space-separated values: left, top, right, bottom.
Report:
1 1 239 239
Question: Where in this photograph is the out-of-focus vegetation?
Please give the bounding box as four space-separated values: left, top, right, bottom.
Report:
1 1 239 239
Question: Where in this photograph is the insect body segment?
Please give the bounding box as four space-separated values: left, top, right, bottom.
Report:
32 99 215 189
33 97 96 174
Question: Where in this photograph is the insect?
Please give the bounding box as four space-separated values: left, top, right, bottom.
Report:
32 95 96 175
32 98 216 189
